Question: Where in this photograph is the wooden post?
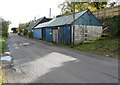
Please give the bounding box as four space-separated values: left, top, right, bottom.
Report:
73 1 75 45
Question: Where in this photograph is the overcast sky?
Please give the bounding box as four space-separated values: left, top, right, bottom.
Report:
0 0 64 29
0 0 119 30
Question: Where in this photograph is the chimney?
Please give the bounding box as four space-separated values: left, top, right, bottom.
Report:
49 8 51 18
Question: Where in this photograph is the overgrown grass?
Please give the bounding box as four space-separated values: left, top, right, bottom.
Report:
73 37 119 59
99 15 120 36
0 36 7 54
57 43 70 48
0 67 7 85
57 37 119 59
0 36 7 85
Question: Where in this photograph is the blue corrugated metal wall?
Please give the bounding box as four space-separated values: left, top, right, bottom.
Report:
33 29 36 38
58 26 71 44
33 28 42 39
74 11 102 26
46 28 52 42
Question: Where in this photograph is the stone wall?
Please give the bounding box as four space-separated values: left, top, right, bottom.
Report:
74 25 85 44
86 26 102 40
73 25 102 44
92 5 120 19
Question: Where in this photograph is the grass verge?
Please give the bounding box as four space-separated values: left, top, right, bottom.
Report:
58 37 119 59
0 36 7 84
74 37 119 59
0 67 7 85
0 36 7 54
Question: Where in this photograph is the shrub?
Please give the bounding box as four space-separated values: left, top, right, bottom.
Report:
24 29 28 36
110 15 120 36
28 31 33 38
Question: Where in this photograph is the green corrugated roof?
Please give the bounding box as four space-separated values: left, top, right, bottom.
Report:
35 10 87 28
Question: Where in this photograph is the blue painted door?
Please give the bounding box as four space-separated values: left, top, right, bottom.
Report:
58 26 71 44
42 29 46 40
58 27 64 44
46 28 52 42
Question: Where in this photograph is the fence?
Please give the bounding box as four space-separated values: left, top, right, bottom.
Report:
92 5 120 19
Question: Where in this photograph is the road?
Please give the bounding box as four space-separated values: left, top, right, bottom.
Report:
5 33 118 83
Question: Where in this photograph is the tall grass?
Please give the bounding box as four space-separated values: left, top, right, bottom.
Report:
0 36 7 54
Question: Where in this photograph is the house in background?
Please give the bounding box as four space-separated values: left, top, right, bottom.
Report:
26 17 52 39
26 17 52 32
34 9 102 45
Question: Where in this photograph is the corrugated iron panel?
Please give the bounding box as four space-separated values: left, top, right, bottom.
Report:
33 29 36 38
58 26 71 44
33 28 42 39
26 17 52 30
42 29 46 40
35 10 88 28
26 17 45 30
46 28 52 42
74 11 102 26
52 29 58 43
58 27 64 44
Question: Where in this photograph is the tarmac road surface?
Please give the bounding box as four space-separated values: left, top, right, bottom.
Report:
5 33 118 83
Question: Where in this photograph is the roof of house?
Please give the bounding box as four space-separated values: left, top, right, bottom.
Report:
35 10 88 28
26 17 52 30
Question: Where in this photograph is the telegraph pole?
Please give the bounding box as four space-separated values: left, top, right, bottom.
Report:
73 1 75 45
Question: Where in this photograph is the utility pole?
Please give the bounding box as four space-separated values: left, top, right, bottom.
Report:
73 1 75 45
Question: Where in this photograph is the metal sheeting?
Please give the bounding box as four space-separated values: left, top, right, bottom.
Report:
33 29 42 39
52 29 58 43
42 29 46 40
35 10 88 28
26 17 45 30
26 17 52 30
46 28 52 42
58 26 71 44
74 11 102 26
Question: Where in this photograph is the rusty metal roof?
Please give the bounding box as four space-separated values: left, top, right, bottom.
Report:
35 10 87 28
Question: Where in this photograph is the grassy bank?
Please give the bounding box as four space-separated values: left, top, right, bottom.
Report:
0 36 7 54
57 37 119 59
0 67 7 85
73 37 119 59
0 36 7 85
71 15 119 59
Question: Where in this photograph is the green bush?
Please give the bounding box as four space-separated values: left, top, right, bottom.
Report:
0 36 7 54
110 15 120 21
110 15 120 36
28 31 33 38
1 31 8 38
24 29 28 36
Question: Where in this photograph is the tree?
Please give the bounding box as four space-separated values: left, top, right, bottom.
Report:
58 1 107 17
89 2 107 10
11 27 18 33
18 20 32 36
0 17 11 36
109 2 116 7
